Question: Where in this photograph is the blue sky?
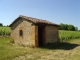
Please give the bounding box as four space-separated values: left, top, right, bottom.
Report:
0 0 80 29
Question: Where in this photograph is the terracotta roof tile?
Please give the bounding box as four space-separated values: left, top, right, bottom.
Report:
19 15 58 24
9 15 59 27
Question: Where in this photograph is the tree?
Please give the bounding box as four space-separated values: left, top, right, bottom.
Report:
67 25 75 31
0 23 3 26
59 23 77 31
59 23 68 30
75 27 78 31
64 24 68 30
59 23 66 30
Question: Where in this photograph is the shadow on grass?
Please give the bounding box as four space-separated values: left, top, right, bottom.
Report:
39 42 79 50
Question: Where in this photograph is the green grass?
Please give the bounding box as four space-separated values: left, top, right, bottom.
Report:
0 37 80 60
0 37 29 60
0 37 50 60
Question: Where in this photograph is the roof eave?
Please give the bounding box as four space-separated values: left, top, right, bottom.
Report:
9 16 21 27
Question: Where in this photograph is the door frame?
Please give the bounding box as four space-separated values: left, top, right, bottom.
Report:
37 25 46 46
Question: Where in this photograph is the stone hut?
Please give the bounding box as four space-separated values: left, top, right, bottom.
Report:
9 15 59 47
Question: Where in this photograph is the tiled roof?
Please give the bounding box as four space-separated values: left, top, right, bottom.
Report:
9 15 59 27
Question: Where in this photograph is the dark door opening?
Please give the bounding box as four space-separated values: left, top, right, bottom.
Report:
38 26 45 47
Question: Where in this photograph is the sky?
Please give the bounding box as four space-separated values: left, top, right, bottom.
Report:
0 0 80 29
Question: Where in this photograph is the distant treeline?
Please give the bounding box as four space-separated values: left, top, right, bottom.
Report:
59 23 78 31
0 23 8 27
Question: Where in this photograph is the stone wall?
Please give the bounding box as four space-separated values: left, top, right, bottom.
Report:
11 19 36 47
45 25 59 43
10 18 59 47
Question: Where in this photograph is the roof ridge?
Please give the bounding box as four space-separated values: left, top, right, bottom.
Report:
9 15 59 27
19 15 54 24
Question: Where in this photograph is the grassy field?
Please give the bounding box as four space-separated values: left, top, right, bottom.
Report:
0 27 10 32
0 37 28 60
0 27 80 41
0 37 80 60
59 30 80 42
0 27 80 60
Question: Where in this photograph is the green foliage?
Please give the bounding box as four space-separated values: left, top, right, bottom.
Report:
0 23 3 26
59 30 80 42
59 23 78 31
59 23 68 30
0 27 10 36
